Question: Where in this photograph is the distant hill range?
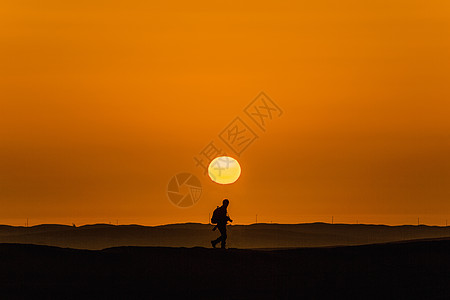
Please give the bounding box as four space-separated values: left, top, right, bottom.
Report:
1 222 450 250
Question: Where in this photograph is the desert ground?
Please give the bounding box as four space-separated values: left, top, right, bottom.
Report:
1 222 450 249
1 223 450 299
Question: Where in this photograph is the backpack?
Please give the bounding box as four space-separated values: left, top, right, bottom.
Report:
211 206 221 224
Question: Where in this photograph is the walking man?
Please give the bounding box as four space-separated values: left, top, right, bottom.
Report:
211 199 232 249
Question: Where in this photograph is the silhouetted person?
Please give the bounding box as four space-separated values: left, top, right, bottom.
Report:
211 199 233 249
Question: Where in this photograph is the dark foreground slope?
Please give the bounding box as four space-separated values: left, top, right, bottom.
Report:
1 239 450 299
1 222 450 249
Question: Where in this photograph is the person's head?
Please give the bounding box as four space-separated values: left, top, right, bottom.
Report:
222 199 229 207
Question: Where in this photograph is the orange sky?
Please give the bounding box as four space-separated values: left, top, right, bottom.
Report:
1 0 450 226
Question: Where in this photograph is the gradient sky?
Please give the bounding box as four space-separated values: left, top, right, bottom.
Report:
1 0 449 226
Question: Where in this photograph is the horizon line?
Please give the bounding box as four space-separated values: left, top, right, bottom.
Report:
1 221 449 228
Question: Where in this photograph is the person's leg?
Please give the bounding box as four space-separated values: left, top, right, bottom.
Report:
211 225 223 247
218 225 227 249
211 235 221 247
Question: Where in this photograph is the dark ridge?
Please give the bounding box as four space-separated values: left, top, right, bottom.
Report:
1 238 450 299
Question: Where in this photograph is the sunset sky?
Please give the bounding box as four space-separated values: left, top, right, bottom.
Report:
1 0 449 226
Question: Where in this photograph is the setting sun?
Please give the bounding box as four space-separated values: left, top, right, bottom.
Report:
208 156 241 185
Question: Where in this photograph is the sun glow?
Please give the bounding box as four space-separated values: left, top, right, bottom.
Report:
208 156 241 185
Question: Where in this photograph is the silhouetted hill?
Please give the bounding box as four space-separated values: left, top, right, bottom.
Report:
1 222 450 250
1 238 450 299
